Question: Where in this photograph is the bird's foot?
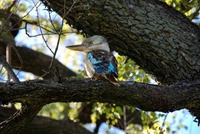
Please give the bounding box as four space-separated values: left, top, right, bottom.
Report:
91 77 97 81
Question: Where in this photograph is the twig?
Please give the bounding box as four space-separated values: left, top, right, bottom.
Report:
0 51 19 82
48 0 76 69
34 1 54 55
1 36 23 76
7 0 18 11
6 44 12 81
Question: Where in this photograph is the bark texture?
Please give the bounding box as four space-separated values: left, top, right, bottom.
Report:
43 0 200 85
0 79 200 114
1 0 200 133
1 78 200 133
1 4 90 134
0 104 42 133
0 107 93 134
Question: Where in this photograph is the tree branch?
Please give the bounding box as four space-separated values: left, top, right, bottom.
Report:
0 79 200 115
0 104 42 134
0 51 19 82
0 44 76 79
41 0 200 85
0 106 93 134
0 104 43 134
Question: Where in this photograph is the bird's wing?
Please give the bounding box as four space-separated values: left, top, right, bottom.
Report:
87 50 118 78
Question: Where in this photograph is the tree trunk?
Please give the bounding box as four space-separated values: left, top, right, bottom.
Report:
43 0 200 85
1 0 200 133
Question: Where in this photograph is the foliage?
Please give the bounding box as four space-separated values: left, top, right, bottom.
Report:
1 0 200 133
162 0 200 21
117 55 151 83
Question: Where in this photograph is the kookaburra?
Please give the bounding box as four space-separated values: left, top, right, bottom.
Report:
66 35 119 86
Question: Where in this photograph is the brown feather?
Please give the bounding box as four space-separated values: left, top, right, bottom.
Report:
93 74 120 87
104 73 120 87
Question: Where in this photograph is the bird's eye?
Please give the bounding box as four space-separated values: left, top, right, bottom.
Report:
88 41 92 46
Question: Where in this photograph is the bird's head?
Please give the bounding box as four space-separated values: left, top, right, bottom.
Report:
66 35 110 53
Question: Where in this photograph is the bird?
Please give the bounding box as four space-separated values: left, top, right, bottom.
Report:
66 35 120 86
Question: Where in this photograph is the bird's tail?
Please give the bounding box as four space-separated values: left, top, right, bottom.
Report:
105 74 120 87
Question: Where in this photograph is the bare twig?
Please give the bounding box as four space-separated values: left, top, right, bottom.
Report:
48 0 76 69
123 105 126 129
7 0 18 11
24 22 75 37
0 51 19 82
1 36 23 75
0 11 23 80
48 1 65 69
6 44 12 81
34 1 54 54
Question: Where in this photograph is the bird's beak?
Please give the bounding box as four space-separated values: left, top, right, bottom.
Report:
66 44 87 51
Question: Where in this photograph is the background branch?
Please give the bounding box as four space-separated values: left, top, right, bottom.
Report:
0 44 76 79
0 106 93 134
0 104 42 134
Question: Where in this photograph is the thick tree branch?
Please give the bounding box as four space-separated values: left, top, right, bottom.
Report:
1 0 200 133
0 107 93 134
0 44 76 79
42 0 200 85
0 104 43 134
0 79 200 115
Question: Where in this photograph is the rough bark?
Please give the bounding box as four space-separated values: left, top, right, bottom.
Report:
0 104 42 133
0 107 93 134
0 79 200 114
0 9 84 133
2 78 200 133
1 0 200 133
42 0 200 85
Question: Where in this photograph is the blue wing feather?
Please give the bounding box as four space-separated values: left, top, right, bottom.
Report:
87 50 118 78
